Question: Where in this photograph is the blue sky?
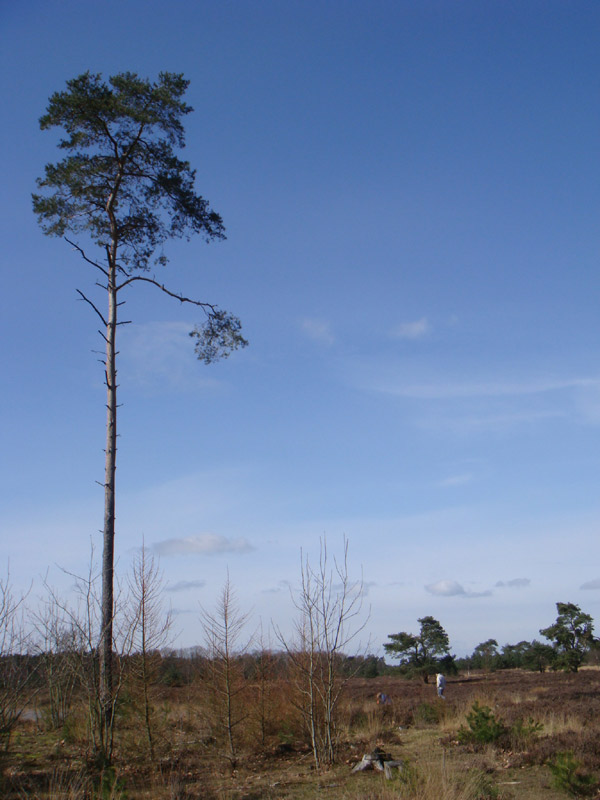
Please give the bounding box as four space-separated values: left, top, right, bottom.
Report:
1 0 599 656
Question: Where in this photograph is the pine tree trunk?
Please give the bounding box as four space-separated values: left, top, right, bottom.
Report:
99 260 117 761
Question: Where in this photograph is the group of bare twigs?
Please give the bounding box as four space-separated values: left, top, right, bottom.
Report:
0 540 375 798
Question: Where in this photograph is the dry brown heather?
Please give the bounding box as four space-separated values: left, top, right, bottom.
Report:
4 667 600 799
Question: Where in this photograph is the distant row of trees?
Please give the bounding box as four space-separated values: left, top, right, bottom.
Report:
383 602 597 678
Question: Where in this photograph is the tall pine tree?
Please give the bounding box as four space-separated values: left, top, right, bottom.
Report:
33 71 247 761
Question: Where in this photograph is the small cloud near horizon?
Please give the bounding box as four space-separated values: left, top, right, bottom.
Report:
426 580 465 597
495 578 531 589
166 579 206 593
581 578 600 590
154 534 255 557
361 580 377 597
332 580 377 598
300 318 334 346
262 579 292 595
426 579 492 599
392 317 430 340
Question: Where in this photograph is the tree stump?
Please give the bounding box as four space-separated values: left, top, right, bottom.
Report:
351 748 403 779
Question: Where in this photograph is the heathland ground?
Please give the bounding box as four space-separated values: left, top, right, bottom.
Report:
4 665 600 799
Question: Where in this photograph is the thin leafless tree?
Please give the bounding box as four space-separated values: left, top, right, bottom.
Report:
31 591 79 730
200 575 252 769
43 549 134 763
275 538 368 768
125 545 173 758
0 570 35 751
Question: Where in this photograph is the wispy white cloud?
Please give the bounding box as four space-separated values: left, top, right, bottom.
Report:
392 317 430 340
154 534 255 557
425 580 492 598
574 384 600 425
495 578 530 589
347 360 600 432
120 321 221 392
166 579 206 593
417 409 565 434
580 578 600 590
439 473 473 487
262 578 375 600
373 376 600 401
332 580 377 598
262 579 292 594
300 318 334 346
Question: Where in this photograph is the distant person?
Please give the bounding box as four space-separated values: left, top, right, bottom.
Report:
436 673 446 699
376 691 391 706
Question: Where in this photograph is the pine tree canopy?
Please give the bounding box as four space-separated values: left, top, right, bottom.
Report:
33 71 225 272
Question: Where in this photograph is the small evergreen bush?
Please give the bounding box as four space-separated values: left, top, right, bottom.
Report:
510 716 543 749
548 751 597 797
458 702 506 745
413 700 444 725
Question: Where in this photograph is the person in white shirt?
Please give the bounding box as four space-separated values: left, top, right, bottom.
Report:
436 673 446 698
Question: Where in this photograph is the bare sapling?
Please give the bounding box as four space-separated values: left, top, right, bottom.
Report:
0 570 36 752
250 624 278 747
275 537 368 768
125 545 173 759
200 575 252 770
31 591 79 730
43 548 134 763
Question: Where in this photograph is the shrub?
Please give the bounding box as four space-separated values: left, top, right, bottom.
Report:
458 702 506 745
548 751 598 797
413 701 445 726
510 716 543 749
